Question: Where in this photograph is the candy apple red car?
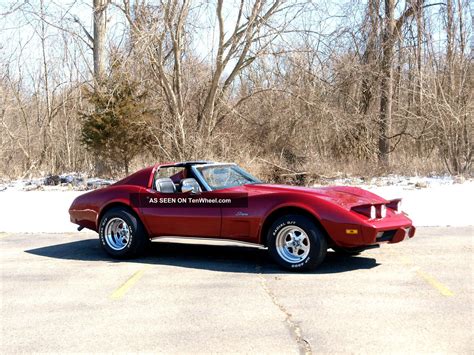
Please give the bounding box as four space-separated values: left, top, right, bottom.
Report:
69 161 415 271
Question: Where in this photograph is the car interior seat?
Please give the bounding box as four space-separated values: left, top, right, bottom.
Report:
155 177 176 193
180 178 202 193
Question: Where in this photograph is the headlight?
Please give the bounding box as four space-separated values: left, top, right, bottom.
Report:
351 204 376 219
387 199 402 214
370 205 376 219
379 204 387 218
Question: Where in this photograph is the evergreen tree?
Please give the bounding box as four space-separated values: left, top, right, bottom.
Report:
81 71 153 175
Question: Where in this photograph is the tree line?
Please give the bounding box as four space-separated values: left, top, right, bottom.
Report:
0 0 471 181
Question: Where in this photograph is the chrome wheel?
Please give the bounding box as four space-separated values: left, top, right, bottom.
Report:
275 226 310 263
104 218 131 251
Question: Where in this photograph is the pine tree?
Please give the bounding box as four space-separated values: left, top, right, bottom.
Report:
81 70 153 175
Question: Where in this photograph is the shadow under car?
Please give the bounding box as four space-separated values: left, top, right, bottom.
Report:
25 238 380 274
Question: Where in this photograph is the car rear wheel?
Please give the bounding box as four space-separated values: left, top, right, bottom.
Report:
267 215 327 271
99 207 149 259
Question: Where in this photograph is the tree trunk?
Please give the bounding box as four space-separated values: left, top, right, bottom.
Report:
93 0 107 85
415 0 423 117
378 0 395 168
359 0 379 115
446 0 454 92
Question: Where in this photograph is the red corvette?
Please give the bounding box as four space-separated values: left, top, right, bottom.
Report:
69 161 415 271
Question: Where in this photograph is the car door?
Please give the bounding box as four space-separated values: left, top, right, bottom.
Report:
139 166 221 237
140 190 221 237
219 186 262 243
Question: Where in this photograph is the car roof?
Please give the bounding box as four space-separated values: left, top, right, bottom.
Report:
158 161 238 168
158 160 214 168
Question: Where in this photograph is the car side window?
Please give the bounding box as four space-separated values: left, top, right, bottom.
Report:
154 167 186 192
156 167 186 183
155 166 206 193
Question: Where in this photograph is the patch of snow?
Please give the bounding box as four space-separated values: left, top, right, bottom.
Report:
364 182 473 227
321 174 463 188
314 175 473 227
0 191 83 233
0 173 114 192
0 177 472 233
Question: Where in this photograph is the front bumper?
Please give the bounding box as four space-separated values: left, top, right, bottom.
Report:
362 212 415 244
330 213 415 248
374 226 416 244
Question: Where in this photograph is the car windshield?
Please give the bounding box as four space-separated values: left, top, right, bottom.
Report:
196 164 261 190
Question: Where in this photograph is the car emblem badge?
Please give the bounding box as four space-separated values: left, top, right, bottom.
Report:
235 211 248 216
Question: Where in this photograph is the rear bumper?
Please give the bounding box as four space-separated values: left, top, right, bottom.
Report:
69 208 97 231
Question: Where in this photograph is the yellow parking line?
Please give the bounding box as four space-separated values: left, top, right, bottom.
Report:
417 270 454 297
397 255 454 297
111 266 150 300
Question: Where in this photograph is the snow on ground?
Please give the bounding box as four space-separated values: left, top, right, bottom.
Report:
0 173 114 192
0 191 84 233
0 176 472 233
364 183 473 228
315 175 473 228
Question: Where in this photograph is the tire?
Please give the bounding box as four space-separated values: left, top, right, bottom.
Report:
99 207 149 259
332 247 361 256
267 214 327 271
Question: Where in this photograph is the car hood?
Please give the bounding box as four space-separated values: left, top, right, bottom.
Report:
242 183 388 209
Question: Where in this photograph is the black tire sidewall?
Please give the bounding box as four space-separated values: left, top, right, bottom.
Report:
99 208 145 258
267 214 327 271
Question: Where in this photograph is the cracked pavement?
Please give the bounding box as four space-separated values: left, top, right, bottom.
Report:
1 227 472 353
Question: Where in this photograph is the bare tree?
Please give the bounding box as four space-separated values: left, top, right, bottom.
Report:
359 0 380 116
377 0 396 167
197 0 286 138
93 0 109 84
0 0 471 179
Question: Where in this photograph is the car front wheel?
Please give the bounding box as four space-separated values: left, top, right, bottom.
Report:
267 215 327 271
99 207 149 259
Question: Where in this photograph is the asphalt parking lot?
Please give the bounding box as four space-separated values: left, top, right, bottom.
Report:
1 227 472 354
